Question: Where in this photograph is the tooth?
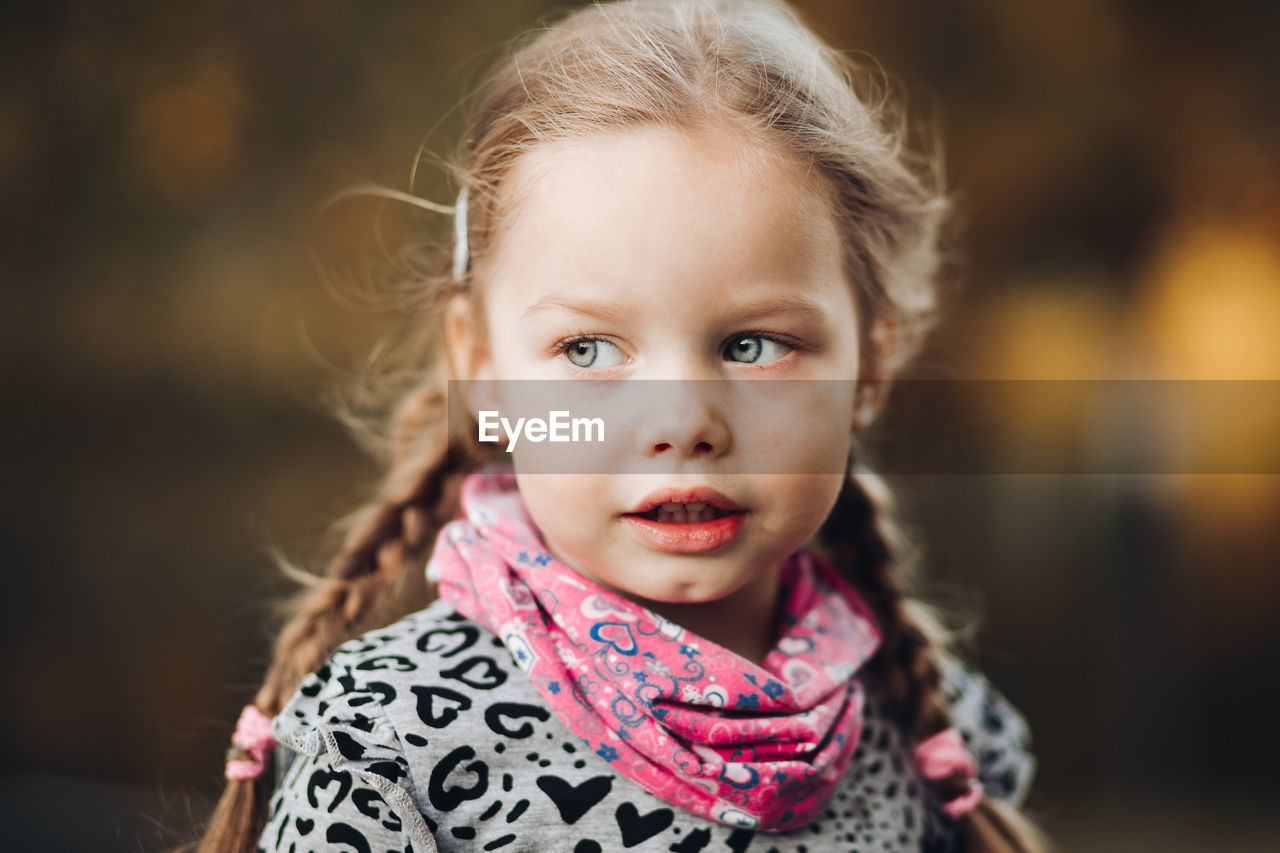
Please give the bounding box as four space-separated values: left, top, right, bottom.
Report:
661 502 681 512
686 502 706 512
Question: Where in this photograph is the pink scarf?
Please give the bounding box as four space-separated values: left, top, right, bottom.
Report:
430 467 881 831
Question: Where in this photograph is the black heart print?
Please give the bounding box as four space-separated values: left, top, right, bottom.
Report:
440 655 508 690
411 684 472 728
535 774 614 825
417 624 481 658
484 701 551 738
615 801 674 848
428 745 490 812
306 767 352 813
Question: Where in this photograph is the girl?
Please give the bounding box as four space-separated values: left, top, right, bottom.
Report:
201 1 1047 850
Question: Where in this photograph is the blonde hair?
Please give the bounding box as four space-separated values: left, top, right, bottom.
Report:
198 2 1047 850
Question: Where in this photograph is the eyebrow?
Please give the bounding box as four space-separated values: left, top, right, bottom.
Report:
522 295 628 322
719 294 831 325
521 292 831 325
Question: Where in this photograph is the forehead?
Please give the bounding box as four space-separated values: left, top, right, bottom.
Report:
483 123 845 305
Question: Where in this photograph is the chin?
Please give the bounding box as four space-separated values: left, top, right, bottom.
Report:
636 585 725 606
629 569 753 607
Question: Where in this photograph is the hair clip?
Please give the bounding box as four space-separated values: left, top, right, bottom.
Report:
913 727 984 818
224 704 278 781
453 186 470 283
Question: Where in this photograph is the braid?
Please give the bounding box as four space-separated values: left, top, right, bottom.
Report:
819 462 1049 853
197 379 478 853
820 464 950 738
252 422 464 714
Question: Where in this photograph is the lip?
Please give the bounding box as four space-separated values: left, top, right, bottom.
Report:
626 487 743 514
622 513 746 553
621 486 747 554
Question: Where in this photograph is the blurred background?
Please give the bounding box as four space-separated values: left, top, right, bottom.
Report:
2 1 1278 849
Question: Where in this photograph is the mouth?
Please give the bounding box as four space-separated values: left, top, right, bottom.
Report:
622 489 747 553
633 502 740 524
625 488 745 520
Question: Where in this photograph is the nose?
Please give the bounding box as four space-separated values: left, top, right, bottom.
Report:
633 381 732 460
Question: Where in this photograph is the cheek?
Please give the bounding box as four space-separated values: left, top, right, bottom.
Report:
512 473 568 524
772 473 847 538
512 473 611 540
736 384 855 475
514 473 623 587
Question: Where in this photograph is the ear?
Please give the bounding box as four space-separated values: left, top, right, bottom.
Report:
445 294 493 382
446 294 501 420
852 312 898 431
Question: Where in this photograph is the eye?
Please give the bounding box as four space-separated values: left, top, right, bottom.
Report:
563 338 625 369
723 335 791 365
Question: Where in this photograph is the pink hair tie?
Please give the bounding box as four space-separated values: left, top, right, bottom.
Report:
225 705 278 781
913 727 984 819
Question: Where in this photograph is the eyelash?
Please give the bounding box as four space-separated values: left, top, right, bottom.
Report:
549 331 807 365
730 330 807 355
549 331 618 374
552 331 603 351
550 331 611 356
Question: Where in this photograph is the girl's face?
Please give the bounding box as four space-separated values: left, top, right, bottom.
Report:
453 123 865 609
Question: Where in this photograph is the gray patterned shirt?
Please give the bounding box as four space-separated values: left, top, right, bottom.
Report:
258 600 1035 853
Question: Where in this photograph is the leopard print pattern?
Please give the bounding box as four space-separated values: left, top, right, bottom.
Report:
258 601 1034 853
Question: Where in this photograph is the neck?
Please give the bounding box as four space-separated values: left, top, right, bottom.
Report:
631 568 783 666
